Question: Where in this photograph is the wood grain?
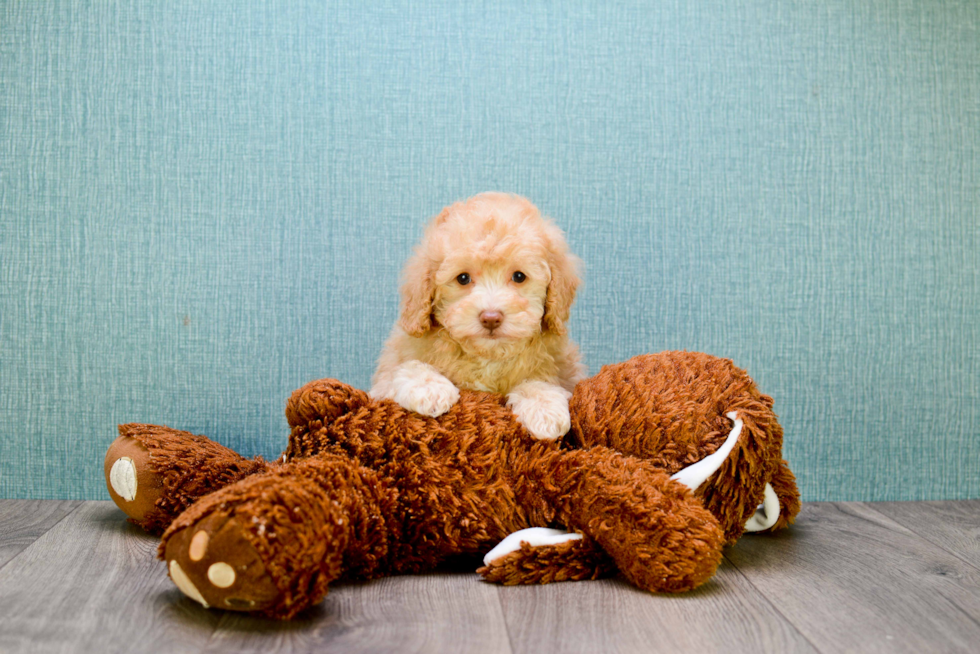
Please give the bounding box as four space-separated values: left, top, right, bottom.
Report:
0 501 219 653
206 571 513 654
4 500 980 653
725 502 980 653
0 499 80 569
871 500 980 569
497 563 816 654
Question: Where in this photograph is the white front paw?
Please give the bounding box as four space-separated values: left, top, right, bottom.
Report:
392 369 460 417
507 382 572 441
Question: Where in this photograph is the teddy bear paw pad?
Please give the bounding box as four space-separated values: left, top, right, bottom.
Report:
188 530 209 561
108 457 137 501
164 515 282 612
169 560 210 608
207 562 236 588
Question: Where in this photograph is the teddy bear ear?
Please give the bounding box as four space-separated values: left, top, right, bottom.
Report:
285 379 370 428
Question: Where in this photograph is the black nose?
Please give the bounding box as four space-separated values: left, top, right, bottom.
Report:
480 310 503 330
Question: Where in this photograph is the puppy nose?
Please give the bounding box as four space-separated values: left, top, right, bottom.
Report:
480 310 504 330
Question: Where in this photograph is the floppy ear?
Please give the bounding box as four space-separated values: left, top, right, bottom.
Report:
398 208 450 337
397 249 436 337
541 225 582 335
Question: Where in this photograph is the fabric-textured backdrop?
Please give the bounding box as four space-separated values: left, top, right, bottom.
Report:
2 1 977 501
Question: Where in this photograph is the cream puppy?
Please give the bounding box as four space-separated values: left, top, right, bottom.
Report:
370 193 585 441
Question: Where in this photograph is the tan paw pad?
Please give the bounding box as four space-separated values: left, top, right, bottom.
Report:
188 530 209 561
108 457 137 502
169 560 209 608
207 562 236 588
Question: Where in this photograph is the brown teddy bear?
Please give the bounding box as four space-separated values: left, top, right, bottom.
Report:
104 351 799 619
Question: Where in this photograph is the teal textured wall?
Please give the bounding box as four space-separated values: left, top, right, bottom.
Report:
1 1 977 501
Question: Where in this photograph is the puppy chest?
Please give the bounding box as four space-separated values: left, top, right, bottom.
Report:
450 359 554 394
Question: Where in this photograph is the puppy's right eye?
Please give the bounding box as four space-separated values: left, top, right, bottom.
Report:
456 273 471 286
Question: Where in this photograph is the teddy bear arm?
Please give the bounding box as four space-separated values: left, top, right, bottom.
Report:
104 424 268 535
477 531 616 585
528 447 726 593
477 527 616 586
285 378 371 430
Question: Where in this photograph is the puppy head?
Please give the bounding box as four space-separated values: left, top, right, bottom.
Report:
399 193 581 353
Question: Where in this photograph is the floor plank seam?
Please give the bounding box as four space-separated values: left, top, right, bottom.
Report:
858 502 980 576
494 586 519 654
720 550 824 654
0 500 84 575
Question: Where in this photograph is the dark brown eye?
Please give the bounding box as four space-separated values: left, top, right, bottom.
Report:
512 271 526 283
456 273 471 286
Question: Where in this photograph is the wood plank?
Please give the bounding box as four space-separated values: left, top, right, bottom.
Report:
206 572 514 654
0 501 219 654
872 500 980 569
4 500 979 653
497 562 816 654
725 502 980 653
0 499 81 569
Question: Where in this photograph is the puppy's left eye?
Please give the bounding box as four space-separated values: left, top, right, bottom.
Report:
512 271 526 283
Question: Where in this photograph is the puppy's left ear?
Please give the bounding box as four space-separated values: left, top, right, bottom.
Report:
541 224 582 336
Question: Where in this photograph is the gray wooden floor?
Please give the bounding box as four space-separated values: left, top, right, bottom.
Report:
0 500 978 653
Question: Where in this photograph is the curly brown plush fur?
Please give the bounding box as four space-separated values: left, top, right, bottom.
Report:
569 353 801 542
477 537 616 585
105 351 798 620
104 423 267 535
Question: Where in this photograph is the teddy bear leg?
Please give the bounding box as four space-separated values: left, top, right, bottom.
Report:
530 448 726 593
477 529 617 585
159 455 392 620
104 424 268 534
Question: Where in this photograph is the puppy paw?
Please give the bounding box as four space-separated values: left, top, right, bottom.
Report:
506 381 573 441
376 360 460 417
397 380 460 417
